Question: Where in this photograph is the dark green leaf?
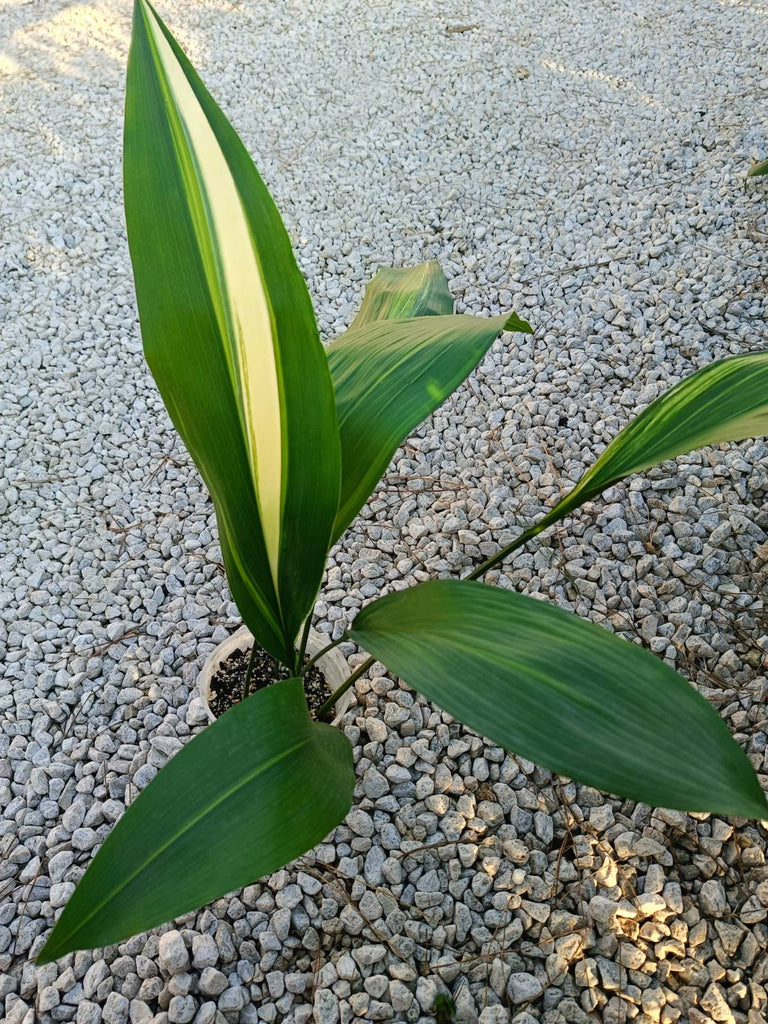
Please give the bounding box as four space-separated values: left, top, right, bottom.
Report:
329 311 531 540
350 580 767 818
475 352 768 574
38 678 354 962
564 352 768 504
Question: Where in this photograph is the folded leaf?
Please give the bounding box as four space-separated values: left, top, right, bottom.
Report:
125 0 340 664
348 262 454 330
473 351 768 575
329 310 531 540
38 678 354 961
350 580 767 818
748 158 768 177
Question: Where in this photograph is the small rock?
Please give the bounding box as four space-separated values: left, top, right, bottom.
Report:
38 987 60 1012
217 986 246 1015
507 973 543 1004
699 879 727 918
700 982 734 1023
389 980 413 1013
167 995 196 1024
479 1009 510 1024
158 931 190 974
352 943 387 967
129 1000 153 1024
313 989 339 1024
77 1003 103 1024
198 968 228 998
191 934 218 970
71 827 98 852
102 991 129 1024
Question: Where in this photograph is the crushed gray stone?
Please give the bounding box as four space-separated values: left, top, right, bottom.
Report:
2 1 768 1024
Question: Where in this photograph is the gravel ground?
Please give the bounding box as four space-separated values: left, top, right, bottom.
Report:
2 1 768 1022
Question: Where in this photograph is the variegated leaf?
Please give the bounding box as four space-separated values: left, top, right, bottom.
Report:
473 351 768 574
329 262 532 539
126 0 340 664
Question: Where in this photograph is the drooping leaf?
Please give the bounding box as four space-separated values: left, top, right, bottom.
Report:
125 0 340 665
329 310 532 540
748 158 768 177
473 351 768 574
38 678 354 962
348 261 455 330
350 580 767 818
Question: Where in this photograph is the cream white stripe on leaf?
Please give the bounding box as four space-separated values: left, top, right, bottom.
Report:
465 351 768 579
144 6 283 585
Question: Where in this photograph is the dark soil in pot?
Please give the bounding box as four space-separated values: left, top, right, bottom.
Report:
209 645 331 718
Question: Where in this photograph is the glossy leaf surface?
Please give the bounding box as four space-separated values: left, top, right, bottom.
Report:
347 261 454 330
350 580 767 818
329 309 531 540
38 679 354 961
125 0 340 664
475 352 768 573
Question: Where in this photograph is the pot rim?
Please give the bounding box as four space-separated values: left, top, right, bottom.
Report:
197 625 355 727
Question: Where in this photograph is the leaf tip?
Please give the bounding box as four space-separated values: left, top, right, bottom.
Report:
504 312 533 334
742 789 768 821
35 935 63 966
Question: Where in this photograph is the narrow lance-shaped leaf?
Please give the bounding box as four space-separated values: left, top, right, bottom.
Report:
329 303 532 540
748 158 768 177
38 679 354 962
350 580 768 818
126 0 340 664
474 352 768 574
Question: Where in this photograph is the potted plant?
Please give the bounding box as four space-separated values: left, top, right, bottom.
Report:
38 0 768 963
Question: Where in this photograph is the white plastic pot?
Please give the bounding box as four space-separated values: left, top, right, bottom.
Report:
197 626 354 727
